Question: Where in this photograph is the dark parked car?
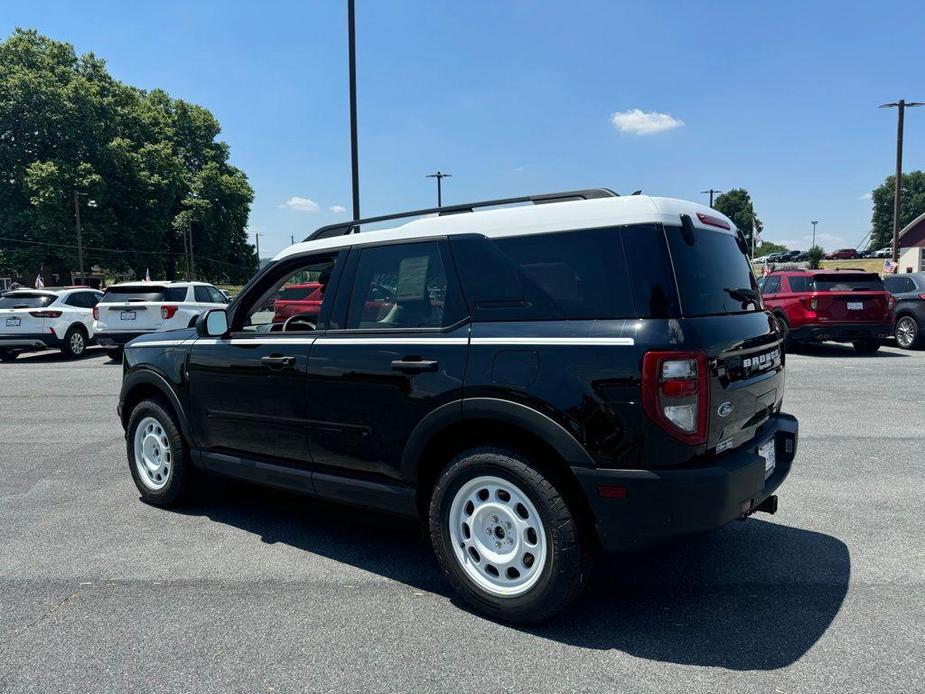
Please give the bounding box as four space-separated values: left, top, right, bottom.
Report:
117 189 798 623
759 269 894 353
883 273 925 349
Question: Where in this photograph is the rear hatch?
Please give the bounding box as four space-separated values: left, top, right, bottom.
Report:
807 273 891 322
97 285 186 332
0 292 56 337
663 220 784 453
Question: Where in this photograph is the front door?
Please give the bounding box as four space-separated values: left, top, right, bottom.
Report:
188 252 342 463
305 240 469 480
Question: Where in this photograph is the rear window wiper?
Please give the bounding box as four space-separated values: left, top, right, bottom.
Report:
723 287 761 308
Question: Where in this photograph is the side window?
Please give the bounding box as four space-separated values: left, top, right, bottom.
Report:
787 276 809 293
165 286 189 302
207 287 226 304
64 293 84 307
194 286 212 303
762 276 781 294
87 292 101 307
240 254 339 333
345 241 460 330
885 276 915 293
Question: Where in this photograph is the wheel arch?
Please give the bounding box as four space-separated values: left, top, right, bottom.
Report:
120 368 191 442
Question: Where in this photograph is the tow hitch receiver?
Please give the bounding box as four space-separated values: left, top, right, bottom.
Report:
755 495 778 515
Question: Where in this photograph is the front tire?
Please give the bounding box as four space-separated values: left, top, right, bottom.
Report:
60 325 87 359
0 349 18 362
428 447 591 624
852 338 880 354
895 315 920 349
126 398 198 506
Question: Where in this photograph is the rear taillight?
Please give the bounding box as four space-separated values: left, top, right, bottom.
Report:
641 351 709 445
161 305 178 320
29 310 62 318
92 306 99 321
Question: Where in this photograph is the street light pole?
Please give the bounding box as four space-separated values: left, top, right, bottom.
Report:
348 0 360 220
426 171 452 207
255 232 261 266
811 220 818 248
700 189 722 208
880 99 923 262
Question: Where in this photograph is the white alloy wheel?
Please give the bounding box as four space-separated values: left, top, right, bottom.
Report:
448 475 547 597
69 330 85 355
133 416 172 491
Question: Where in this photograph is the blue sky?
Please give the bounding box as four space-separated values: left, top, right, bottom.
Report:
4 1 925 256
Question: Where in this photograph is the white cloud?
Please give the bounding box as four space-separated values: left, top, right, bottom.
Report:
514 166 525 173
859 192 872 200
278 196 320 212
610 109 685 135
328 205 347 213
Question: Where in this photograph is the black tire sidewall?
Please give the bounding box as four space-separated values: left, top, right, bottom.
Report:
126 399 193 506
429 448 588 623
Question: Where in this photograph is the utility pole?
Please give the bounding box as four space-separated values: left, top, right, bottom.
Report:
426 171 452 207
73 190 87 285
290 234 295 246
880 100 923 262
700 189 722 208
255 232 261 265
187 219 196 281
811 220 818 249
182 225 190 280
348 0 360 220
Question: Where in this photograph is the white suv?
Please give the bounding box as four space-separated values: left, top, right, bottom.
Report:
0 287 103 360
94 281 228 358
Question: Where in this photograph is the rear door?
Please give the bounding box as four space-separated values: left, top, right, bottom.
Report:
305 239 469 479
809 273 891 322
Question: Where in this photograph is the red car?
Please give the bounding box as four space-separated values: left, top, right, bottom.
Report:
272 282 323 324
759 269 894 353
826 248 858 260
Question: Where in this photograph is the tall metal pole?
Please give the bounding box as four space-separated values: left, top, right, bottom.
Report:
427 171 452 207
811 220 818 248
73 190 85 285
348 0 360 220
187 219 196 281
255 232 261 264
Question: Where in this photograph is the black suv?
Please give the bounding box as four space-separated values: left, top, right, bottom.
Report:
884 272 925 349
118 189 798 623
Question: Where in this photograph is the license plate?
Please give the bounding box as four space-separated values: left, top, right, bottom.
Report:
759 440 776 479
847 301 863 310
120 311 136 321
5 317 20 326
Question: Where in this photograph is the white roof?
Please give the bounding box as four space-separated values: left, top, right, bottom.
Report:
274 195 736 261
109 281 210 287
2 287 101 296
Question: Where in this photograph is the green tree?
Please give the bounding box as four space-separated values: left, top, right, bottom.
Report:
0 29 256 284
807 245 824 269
754 241 788 257
713 188 763 248
868 171 925 250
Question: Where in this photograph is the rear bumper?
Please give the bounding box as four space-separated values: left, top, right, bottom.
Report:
0 333 63 350
96 331 149 347
790 322 892 342
572 413 798 551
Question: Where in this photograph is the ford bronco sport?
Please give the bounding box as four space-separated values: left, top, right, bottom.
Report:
117 189 798 623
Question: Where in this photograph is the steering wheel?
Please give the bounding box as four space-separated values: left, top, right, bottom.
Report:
282 312 317 332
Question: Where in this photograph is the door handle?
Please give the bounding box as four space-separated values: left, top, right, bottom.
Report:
391 358 439 373
261 355 296 369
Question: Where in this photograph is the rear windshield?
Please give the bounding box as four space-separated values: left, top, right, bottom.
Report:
100 286 187 302
0 293 55 308
278 285 318 300
811 274 884 292
450 225 678 321
664 225 759 316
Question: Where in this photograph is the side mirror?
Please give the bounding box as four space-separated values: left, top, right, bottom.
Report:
197 309 229 337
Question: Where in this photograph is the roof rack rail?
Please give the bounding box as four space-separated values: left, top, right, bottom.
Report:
304 188 619 241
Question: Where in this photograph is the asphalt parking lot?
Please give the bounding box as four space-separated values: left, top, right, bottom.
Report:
1 344 923 693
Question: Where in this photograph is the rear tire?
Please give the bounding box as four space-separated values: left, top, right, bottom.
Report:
60 325 87 359
773 313 792 351
106 347 124 362
126 398 199 507
428 447 592 624
0 349 18 362
895 315 919 349
852 338 880 354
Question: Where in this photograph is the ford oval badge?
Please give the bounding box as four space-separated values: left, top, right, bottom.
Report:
717 402 734 418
